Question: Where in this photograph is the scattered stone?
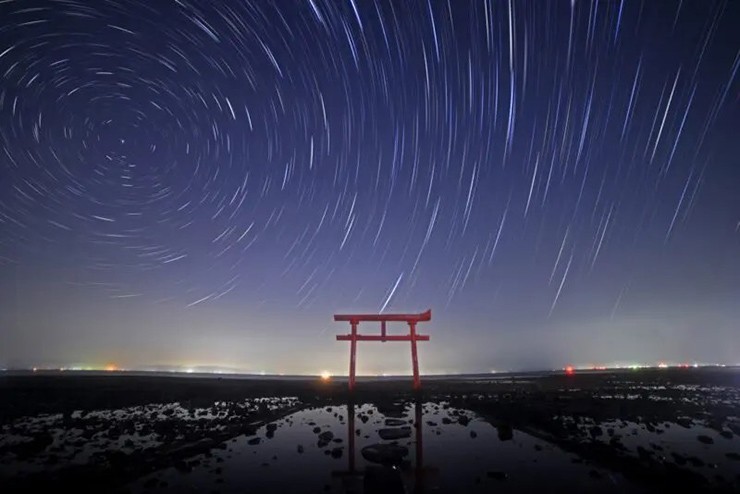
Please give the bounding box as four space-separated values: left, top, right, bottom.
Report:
497 424 513 441
361 443 409 466
312 427 322 434
384 418 406 427
297 444 304 454
697 435 714 445
318 431 334 442
330 447 343 459
725 452 740 461
247 437 261 446
719 430 733 439
378 427 412 440
470 431 477 439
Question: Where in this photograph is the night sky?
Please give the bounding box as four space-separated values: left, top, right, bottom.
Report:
0 1 738 375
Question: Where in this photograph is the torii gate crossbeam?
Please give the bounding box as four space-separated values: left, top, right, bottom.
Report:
334 309 431 390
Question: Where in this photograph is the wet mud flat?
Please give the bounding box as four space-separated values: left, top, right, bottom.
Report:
1 367 739 493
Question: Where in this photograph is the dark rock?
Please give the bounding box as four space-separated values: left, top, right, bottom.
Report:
385 418 406 427
458 415 471 426
470 431 477 439
676 417 693 428
497 424 513 441
266 423 277 432
312 427 322 434
297 444 304 454
248 437 261 445
589 426 603 438
330 447 343 459
318 431 334 442
725 452 740 461
426 421 437 427
697 435 714 445
378 427 412 440
719 430 733 439
361 443 409 466
441 417 453 425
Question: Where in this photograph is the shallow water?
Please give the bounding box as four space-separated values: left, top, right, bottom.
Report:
130 401 640 493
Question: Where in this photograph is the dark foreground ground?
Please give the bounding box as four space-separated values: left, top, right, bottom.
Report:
1 367 739 493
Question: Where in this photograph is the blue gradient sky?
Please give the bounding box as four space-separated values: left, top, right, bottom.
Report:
1 0 738 374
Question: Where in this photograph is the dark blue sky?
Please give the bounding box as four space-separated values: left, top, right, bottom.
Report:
0 0 738 374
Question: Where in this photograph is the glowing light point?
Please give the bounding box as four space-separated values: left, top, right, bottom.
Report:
564 365 575 376
320 370 332 381
105 364 118 372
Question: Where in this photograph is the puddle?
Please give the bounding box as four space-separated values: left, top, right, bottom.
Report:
130 401 640 493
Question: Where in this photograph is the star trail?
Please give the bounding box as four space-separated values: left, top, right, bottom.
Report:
0 0 738 374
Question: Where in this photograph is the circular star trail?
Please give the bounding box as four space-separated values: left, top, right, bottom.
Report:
0 1 738 371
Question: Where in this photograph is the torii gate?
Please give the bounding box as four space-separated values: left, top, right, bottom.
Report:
334 309 431 390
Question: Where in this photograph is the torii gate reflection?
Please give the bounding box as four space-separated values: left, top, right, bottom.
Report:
334 309 431 391
331 399 437 493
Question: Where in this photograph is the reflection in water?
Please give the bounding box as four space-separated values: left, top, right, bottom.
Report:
129 397 640 493
332 399 437 493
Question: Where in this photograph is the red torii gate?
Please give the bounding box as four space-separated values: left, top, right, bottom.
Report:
334 309 431 391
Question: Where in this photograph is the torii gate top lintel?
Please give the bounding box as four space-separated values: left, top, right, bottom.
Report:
334 309 431 391
333 309 431 323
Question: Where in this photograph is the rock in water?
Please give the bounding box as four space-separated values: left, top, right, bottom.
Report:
378 427 412 440
361 444 409 466
384 418 407 427
697 435 714 445
497 424 514 441
318 431 334 442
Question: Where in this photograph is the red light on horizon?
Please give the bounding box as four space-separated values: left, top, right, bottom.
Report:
565 366 575 375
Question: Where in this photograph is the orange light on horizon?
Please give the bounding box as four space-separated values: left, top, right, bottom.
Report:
105 364 119 372
320 370 332 381
564 365 575 375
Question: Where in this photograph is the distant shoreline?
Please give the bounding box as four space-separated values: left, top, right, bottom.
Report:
1 364 737 381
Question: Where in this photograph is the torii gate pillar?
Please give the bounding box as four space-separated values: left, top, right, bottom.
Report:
334 309 431 391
